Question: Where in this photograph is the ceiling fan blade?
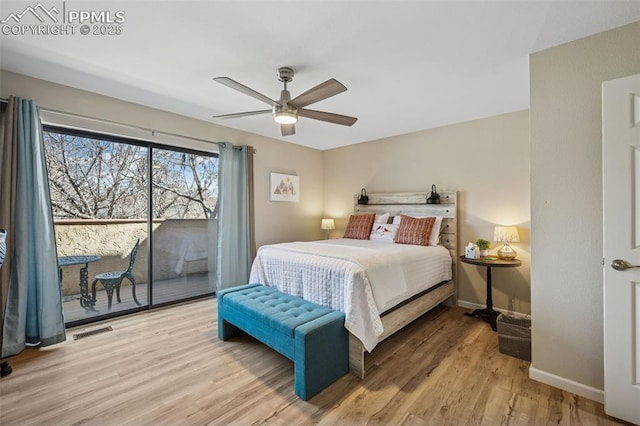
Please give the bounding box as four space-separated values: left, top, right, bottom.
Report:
298 109 358 126
212 110 271 119
287 79 347 109
213 77 280 106
281 123 296 136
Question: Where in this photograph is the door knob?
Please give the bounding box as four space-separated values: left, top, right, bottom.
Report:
611 259 640 271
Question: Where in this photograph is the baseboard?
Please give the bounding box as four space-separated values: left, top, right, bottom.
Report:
459 298 602 403
457 299 487 310
458 300 603 403
457 299 530 318
529 366 604 403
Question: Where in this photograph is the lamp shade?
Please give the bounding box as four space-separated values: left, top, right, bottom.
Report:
321 218 335 230
493 226 520 243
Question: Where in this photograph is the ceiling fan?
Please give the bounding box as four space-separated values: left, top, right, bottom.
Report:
212 67 357 136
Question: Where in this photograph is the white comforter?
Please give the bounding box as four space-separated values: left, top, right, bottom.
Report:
153 228 212 275
249 239 452 352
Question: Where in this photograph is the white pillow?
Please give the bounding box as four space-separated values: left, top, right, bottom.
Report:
430 216 443 245
370 223 399 242
392 215 443 245
374 213 390 224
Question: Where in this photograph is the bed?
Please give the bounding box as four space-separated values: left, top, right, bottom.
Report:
152 223 213 275
249 191 458 378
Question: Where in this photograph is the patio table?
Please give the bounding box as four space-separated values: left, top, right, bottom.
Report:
58 255 101 312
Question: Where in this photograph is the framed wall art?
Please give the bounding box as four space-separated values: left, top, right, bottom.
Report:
270 173 299 202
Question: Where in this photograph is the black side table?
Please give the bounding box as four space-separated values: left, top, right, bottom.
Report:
459 256 521 331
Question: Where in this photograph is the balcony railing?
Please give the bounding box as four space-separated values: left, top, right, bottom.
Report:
56 218 216 323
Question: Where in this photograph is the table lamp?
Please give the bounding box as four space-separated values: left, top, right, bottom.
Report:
321 218 335 239
493 226 520 259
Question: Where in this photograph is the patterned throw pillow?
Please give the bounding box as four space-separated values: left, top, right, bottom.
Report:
393 215 442 245
344 214 376 240
370 223 399 242
395 215 436 246
0 229 6 270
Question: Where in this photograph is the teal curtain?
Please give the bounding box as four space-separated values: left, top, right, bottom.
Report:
216 143 255 291
0 97 65 357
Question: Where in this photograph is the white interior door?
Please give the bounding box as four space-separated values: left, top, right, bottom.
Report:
603 73 640 424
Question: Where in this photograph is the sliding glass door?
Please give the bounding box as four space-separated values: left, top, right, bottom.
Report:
44 127 217 325
150 148 217 305
45 130 149 323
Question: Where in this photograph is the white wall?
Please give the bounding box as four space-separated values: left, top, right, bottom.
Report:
323 110 531 314
2 71 532 315
529 21 640 400
0 70 325 248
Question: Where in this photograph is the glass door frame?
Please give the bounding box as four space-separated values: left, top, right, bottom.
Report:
44 125 218 328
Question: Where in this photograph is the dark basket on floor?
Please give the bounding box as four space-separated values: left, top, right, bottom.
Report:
497 314 531 362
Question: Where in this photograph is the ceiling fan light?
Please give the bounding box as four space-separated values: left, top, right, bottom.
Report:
273 111 298 124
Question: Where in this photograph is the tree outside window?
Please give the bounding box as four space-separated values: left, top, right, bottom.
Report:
44 131 218 220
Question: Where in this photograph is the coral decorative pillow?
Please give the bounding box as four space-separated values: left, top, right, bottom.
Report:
344 214 376 240
395 215 436 246
393 215 443 246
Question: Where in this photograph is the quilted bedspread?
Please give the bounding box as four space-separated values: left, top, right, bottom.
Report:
249 239 452 352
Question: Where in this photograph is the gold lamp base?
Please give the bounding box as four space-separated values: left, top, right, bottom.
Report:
497 243 517 259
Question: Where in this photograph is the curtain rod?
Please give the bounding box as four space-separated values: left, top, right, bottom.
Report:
0 97 252 151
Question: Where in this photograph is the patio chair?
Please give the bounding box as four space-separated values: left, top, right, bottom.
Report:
91 239 142 311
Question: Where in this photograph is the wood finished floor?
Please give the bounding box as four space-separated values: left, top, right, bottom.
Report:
0 299 625 426
62 272 213 323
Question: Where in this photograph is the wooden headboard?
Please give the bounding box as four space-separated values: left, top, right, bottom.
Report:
352 191 458 284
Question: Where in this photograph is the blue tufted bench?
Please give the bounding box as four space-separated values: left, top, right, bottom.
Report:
218 284 349 400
